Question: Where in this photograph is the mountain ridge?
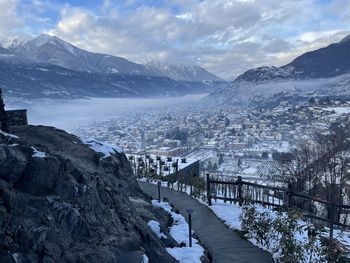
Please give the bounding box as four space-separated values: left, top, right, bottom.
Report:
234 34 350 84
207 35 350 105
7 34 223 82
0 34 227 99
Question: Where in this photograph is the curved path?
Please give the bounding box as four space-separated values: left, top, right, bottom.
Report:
139 182 273 263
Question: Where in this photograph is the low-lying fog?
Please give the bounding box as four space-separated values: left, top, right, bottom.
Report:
7 94 207 132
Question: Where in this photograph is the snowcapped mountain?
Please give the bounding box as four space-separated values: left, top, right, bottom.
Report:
0 34 226 99
207 35 350 105
145 61 224 82
8 34 154 75
8 34 225 83
0 54 194 100
234 35 350 84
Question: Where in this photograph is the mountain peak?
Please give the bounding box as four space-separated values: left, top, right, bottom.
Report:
7 34 65 50
33 33 58 46
4 35 28 49
30 34 75 51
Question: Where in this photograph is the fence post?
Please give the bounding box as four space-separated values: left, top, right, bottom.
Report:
328 203 335 263
206 174 212 206
329 203 335 239
224 184 227 203
237 176 243 206
158 181 161 203
287 183 293 208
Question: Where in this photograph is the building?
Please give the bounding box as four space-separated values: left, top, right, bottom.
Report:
0 88 28 131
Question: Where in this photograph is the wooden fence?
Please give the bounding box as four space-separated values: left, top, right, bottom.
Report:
206 174 350 238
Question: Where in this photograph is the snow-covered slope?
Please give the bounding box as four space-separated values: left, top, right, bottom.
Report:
234 35 350 84
8 34 154 75
8 34 225 83
0 57 197 100
0 45 198 99
1 34 225 99
146 61 223 81
206 35 350 106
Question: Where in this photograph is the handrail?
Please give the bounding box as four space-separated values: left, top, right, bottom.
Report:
206 174 350 231
208 177 349 208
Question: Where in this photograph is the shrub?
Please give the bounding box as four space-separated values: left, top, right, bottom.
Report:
239 204 349 262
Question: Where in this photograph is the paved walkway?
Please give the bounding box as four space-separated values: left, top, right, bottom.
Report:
139 182 273 263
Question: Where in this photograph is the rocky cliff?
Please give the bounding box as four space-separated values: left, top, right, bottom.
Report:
0 125 179 262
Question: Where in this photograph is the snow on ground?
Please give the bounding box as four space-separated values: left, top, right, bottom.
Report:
184 149 217 161
272 141 290 153
166 246 203 263
209 201 243 230
242 167 257 175
142 254 149 263
31 147 47 158
80 137 122 158
152 200 204 263
0 130 19 139
324 106 350 115
209 199 350 262
147 220 167 239
0 143 18 147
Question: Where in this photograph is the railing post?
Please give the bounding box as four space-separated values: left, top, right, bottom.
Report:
224 184 227 203
328 203 335 263
206 174 212 206
329 204 335 239
186 209 194 247
287 183 293 208
157 181 161 203
188 213 192 247
237 176 243 206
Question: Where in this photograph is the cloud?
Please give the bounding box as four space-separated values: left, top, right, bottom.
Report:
0 0 22 37
2 0 350 80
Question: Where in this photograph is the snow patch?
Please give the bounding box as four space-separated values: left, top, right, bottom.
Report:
80 137 122 158
209 202 242 230
166 246 204 263
31 147 47 158
324 106 350 115
0 130 19 139
147 220 167 239
152 200 204 263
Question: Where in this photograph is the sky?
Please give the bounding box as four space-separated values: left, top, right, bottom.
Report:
1 0 350 80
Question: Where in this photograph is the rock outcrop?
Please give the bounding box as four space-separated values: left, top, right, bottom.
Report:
0 125 178 263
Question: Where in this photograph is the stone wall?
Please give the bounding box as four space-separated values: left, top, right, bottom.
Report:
6 109 28 126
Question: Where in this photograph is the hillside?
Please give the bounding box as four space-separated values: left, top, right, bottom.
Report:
207 35 350 106
0 34 226 99
0 125 180 262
